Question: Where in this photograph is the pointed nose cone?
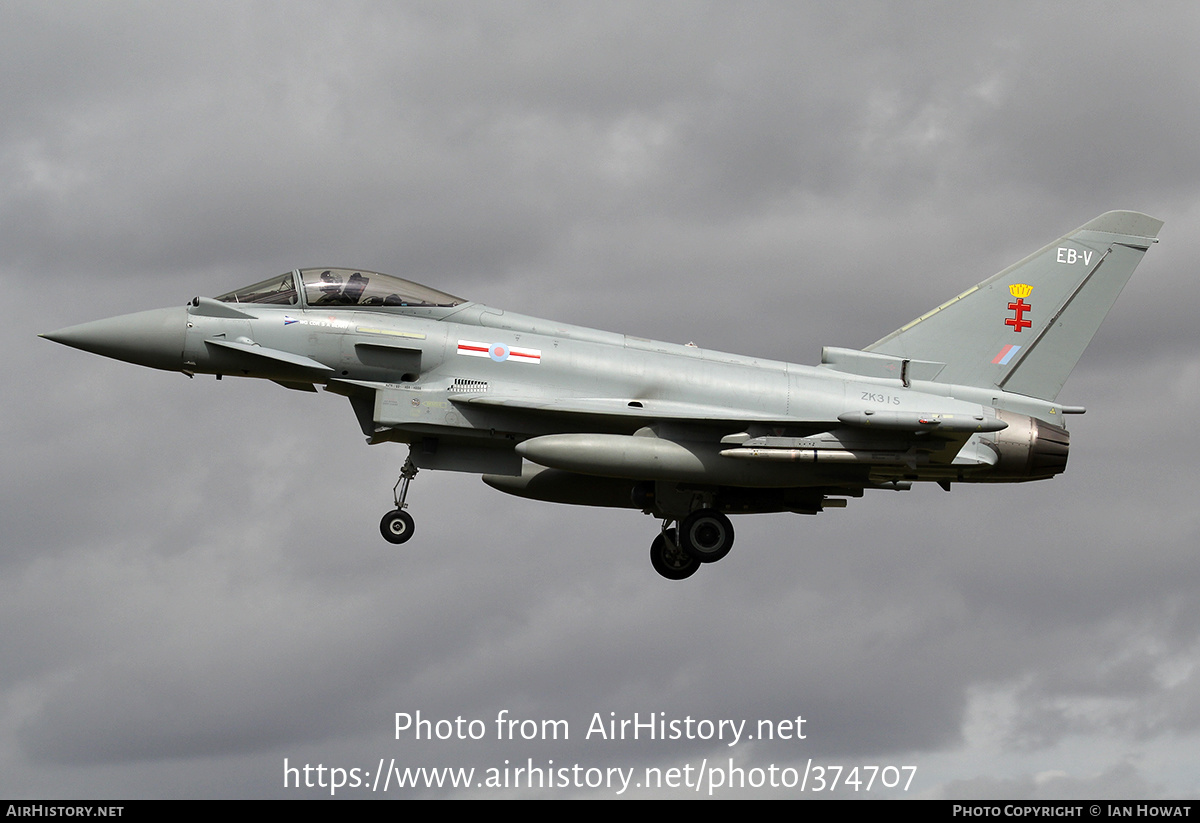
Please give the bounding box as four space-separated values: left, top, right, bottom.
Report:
41 306 188 371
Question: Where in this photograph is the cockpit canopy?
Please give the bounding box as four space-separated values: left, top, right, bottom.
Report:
215 268 464 309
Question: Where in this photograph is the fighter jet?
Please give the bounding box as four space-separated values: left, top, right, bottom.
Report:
42 211 1161 579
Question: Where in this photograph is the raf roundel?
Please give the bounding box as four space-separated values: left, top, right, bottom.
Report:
489 343 510 362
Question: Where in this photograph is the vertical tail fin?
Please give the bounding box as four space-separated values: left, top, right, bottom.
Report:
866 211 1162 400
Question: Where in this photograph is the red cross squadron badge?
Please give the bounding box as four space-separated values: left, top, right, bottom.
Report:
1006 283 1033 332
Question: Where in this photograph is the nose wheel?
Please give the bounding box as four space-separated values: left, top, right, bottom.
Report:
380 509 415 543
380 456 418 545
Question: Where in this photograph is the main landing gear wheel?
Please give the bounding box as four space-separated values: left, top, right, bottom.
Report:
679 508 734 563
380 509 415 544
650 528 698 581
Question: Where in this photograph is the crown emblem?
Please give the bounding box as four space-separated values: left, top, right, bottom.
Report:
1009 283 1032 298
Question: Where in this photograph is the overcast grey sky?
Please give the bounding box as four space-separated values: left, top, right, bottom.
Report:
4 1 1199 798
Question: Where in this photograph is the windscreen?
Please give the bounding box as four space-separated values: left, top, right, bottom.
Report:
215 272 298 305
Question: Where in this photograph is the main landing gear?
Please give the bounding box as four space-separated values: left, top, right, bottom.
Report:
380 457 418 544
650 526 695 580
648 508 735 580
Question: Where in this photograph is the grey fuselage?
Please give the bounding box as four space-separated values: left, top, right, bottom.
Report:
162 286 1066 515
41 212 1161 568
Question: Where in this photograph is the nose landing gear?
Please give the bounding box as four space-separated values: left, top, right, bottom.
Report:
380 457 419 544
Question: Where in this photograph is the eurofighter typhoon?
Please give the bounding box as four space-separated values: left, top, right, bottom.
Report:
42 212 1162 579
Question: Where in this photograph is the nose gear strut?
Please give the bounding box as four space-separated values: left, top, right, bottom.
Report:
380 455 419 544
